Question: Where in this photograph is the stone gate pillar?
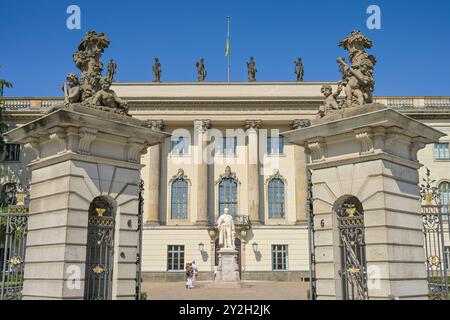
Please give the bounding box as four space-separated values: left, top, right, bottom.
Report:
5 105 169 300
283 104 444 300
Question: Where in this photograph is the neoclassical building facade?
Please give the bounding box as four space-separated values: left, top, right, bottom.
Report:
1 82 450 281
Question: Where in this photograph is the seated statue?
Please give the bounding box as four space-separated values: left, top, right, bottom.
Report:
92 78 128 115
61 73 81 105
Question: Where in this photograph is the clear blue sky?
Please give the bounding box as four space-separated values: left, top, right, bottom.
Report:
0 0 449 97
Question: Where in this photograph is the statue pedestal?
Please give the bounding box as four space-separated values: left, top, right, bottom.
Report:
5 105 169 300
211 248 241 288
284 104 444 300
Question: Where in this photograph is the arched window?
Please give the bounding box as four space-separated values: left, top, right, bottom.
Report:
171 178 188 219
440 182 450 212
268 178 285 218
219 178 238 216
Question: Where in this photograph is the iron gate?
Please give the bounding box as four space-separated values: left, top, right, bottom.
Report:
1 188 29 301
135 179 144 300
337 197 369 300
306 169 317 300
420 168 450 300
84 196 116 300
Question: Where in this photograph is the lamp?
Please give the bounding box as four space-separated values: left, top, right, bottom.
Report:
252 242 258 253
198 242 205 253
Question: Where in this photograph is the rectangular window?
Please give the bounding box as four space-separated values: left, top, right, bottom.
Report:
3 144 21 162
445 247 450 269
434 143 450 160
272 245 288 271
171 136 189 155
267 136 284 155
218 136 237 155
167 245 185 271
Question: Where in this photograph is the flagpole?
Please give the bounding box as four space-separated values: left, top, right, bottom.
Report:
227 16 231 83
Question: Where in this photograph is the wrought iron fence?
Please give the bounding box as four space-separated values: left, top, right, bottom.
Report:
0 205 28 300
420 168 450 300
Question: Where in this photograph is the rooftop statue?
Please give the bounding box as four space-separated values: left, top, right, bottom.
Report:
106 59 117 82
337 30 376 109
247 57 257 82
294 57 304 82
153 58 162 82
58 31 129 116
196 58 207 81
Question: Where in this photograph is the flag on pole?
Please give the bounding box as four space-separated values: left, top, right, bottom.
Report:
225 17 230 57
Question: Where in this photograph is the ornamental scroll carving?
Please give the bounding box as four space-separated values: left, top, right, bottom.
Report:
78 127 97 155
127 138 145 163
355 128 374 155
307 139 327 162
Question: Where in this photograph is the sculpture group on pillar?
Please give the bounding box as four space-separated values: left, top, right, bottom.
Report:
317 30 376 119
61 31 129 116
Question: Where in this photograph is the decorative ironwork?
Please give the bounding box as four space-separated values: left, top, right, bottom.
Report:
306 169 317 300
420 169 449 300
84 196 116 300
420 168 441 206
92 265 105 274
1 203 29 300
135 179 144 300
338 197 369 300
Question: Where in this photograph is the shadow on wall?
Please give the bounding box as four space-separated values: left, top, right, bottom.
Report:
255 251 262 262
201 250 208 262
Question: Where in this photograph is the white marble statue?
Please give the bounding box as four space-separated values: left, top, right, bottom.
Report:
217 208 235 249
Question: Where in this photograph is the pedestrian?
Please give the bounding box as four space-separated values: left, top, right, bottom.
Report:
191 261 198 288
185 262 193 289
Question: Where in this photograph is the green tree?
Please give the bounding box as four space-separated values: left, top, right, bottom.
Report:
0 66 13 153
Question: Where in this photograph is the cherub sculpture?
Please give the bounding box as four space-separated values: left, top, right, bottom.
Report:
317 84 343 119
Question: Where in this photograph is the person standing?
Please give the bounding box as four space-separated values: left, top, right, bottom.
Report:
191 261 198 288
185 262 193 289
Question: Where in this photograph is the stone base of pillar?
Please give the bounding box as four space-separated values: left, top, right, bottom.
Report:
283 104 445 300
214 249 241 283
6 106 169 300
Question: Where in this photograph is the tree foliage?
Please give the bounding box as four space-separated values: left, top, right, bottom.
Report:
0 66 12 153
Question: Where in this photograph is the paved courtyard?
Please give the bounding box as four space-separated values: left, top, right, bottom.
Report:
142 281 309 300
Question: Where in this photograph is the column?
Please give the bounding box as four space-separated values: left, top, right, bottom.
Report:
245 120 261 224
292 120 311 224
194 120 210 224
145 120 164 224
